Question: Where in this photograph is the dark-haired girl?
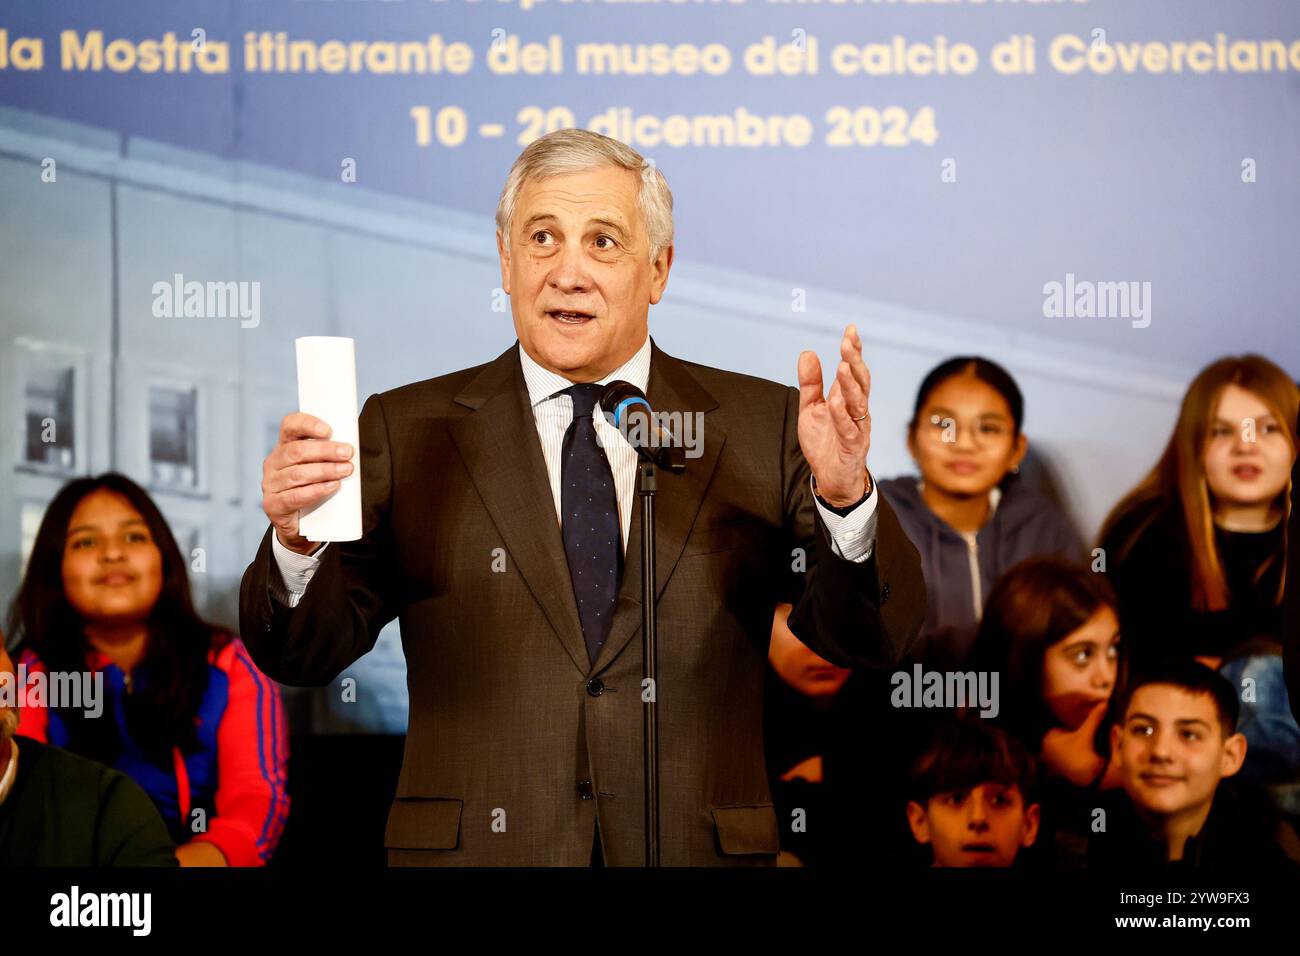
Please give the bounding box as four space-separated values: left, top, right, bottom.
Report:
971 557 1124 865
880 356 1083 670
8 473 288 866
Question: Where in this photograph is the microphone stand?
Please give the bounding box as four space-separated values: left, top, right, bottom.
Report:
636 443 684 868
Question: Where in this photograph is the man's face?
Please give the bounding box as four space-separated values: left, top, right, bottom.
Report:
1110 684 1246 820
498 165 672 382
906 782 1039 867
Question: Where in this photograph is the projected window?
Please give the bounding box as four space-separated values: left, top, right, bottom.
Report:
149 385 200 489
23 365 76 472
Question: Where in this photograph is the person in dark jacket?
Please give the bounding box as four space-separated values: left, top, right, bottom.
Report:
0 641 177 866
1088 660 1293 868
879 356 1083 671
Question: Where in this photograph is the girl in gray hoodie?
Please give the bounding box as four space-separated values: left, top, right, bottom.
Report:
879 357 1083 671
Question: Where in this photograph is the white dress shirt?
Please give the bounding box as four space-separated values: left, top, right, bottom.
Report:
269 337 879 607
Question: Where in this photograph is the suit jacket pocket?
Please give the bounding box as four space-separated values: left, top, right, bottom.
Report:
385 796 464 850
711 803 779 855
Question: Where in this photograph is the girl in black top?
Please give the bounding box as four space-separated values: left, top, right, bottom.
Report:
1099 355 1297 670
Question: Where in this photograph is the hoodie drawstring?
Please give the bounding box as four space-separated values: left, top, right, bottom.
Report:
961 531 983 623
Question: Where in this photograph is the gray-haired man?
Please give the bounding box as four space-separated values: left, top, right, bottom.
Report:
241 128 925 866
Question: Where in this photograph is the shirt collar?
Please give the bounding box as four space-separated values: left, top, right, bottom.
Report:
0 737 19 808
518 336 652 407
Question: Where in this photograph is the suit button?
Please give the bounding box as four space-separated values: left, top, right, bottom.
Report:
586 678 605 697
577 780 594 800
882 583 891 603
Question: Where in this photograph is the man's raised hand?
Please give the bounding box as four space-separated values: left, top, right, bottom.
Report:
796 324 872 507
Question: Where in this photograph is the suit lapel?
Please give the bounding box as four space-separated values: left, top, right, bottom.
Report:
593 340 726 673
449 346 590 673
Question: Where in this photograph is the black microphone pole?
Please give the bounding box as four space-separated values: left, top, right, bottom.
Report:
600 383 684 868
636 455 661 868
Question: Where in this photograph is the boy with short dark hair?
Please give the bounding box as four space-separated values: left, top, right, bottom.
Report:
1091 659 1293 867
905 718 1041 867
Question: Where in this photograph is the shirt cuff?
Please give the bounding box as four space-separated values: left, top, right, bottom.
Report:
269 532 327 609
811 475 879 563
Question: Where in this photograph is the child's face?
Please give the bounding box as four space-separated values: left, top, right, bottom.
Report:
907 374 1028 498
1110 684 1246 820
906 782 1039 867
61 489 164 629
1202 384 1293 512
768 603 851 700
1041 605 1120 729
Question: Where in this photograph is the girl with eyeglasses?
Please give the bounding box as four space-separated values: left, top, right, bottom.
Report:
879 356 1083 671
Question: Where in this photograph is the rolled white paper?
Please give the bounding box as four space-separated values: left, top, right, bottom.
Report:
295 336 362 542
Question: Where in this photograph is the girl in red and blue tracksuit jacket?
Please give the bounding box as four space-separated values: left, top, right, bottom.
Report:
17 634 289 867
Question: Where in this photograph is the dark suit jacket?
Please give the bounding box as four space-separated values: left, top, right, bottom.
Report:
239 340 925 865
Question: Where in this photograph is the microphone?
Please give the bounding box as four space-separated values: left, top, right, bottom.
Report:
597 381 686 474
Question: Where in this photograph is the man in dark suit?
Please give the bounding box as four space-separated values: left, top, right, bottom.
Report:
240 129 925 866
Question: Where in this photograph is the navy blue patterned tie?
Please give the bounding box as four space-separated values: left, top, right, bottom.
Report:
560 383 623 664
